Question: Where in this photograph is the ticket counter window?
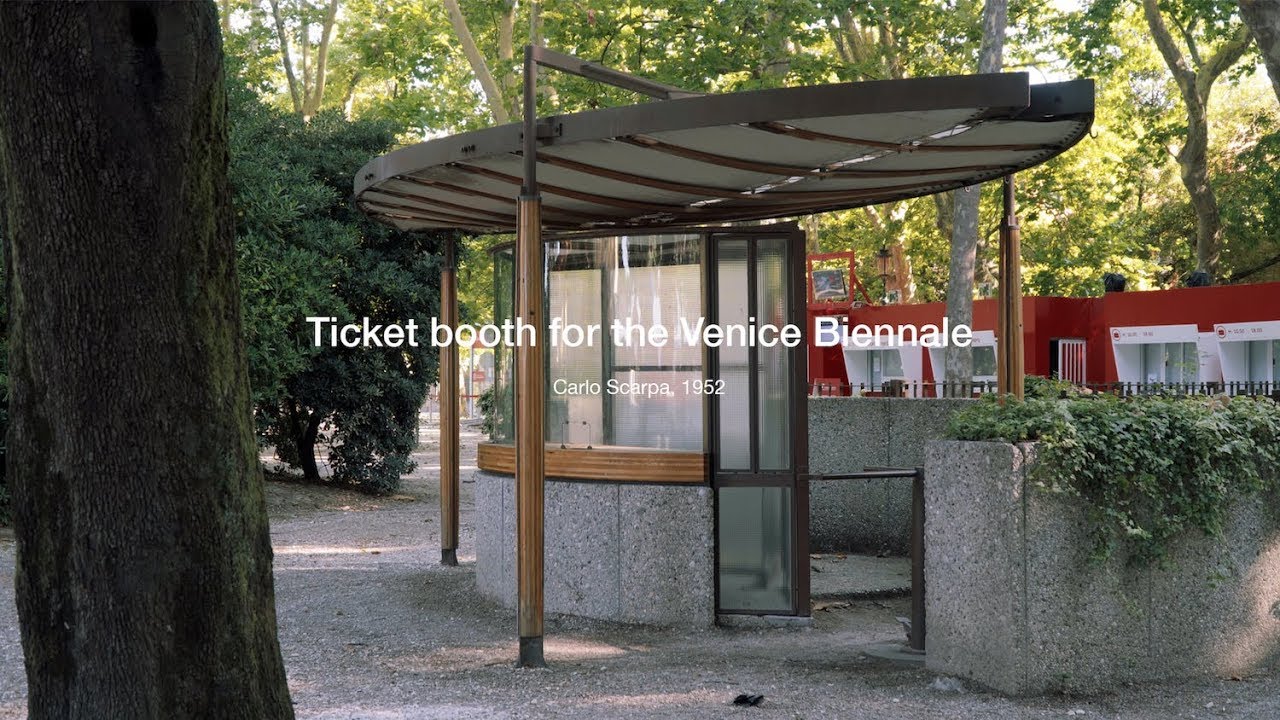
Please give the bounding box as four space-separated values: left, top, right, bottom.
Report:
490 234 704 450
973 345 998 381
1141 342 1199 385
1243 340 1280 383
867 349 905 388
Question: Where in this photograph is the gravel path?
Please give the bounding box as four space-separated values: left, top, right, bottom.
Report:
4 425 1280 718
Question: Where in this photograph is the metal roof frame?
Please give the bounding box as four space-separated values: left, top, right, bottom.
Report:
354 70 1094 234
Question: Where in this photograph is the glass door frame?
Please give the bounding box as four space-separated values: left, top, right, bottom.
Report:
705 225 810 616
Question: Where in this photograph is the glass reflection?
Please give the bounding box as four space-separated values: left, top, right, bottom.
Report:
491 234 704 450
717 486 792 611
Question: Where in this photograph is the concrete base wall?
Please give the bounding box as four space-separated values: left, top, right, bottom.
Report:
474 470 715 628
925 440 1280 695
808 398 972 554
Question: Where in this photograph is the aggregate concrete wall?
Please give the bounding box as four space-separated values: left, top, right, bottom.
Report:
808 397 972 554
925 440 1280 695
474 470 715 627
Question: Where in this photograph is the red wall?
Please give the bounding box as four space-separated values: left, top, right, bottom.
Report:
805 281 1280 385
1089 282 1280 382
807 305 848 390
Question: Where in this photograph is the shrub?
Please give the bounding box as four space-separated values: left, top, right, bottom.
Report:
478 385 496 439
1024 374 1090 398
228 65 451 494
947 393 1280 563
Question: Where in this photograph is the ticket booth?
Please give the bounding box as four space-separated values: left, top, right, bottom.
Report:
1110 324 1221 386
488 225 810 617
1215 321 1280 390
350 57 1094 638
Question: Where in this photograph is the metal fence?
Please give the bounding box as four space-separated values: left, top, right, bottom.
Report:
809 379 1280 400
809 380 997 398
1072 381 1280 399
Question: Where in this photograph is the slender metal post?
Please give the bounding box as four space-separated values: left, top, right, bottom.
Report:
515 45 546 669
909 467 926 652
997 175 1024 401
440 235 460 566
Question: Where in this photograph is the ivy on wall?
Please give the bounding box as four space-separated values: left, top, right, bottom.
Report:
946 388 1280 563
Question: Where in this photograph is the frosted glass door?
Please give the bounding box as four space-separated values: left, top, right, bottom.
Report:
716 240 751 469
710 230 807 616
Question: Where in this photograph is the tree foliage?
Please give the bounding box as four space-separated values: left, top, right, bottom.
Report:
214 0 1279 322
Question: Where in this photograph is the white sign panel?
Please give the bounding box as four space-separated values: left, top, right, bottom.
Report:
1213 321 1280 343
1215 322 1280 384
1109 324 1199 345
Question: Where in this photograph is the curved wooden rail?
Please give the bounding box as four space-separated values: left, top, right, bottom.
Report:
477 442 707 484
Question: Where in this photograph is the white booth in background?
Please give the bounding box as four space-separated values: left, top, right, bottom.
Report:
927 330 998 390
842 335 925 396
1215 321 1280 389
1110 324 1221 386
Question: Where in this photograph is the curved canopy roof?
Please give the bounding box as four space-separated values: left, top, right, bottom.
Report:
354 72 1094 234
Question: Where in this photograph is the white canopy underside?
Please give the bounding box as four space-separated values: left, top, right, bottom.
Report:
354 73 1094 234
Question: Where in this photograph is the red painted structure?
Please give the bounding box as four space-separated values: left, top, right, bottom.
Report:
807 280 1280 390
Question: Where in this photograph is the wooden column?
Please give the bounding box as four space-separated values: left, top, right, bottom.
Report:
515 45 546 669
997 175 1025 401
439 236 460 566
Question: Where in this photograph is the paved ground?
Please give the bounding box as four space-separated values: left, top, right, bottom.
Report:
5 423 1280 718
811 554 911 600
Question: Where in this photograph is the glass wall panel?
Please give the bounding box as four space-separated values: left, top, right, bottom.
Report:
756 238 790 470
610 370 702 449
1137 342 1199 385
717 240 751 469
612 263 701 368
717 486 792 611
547 260 603 446
868 349 905 387
1248 340 1270 382
973 346 997 379
489 234 704 450
608 236 703 449
1141 343 1165 384
1174 342 1199 384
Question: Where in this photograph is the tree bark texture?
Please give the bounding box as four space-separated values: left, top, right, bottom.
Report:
445 0 511 125
268 0 304 116
304 0 341 119
1142 0 1251 282
1239 0 1280 107
297 412 323 483
943 0 1006 389
0 3 294 718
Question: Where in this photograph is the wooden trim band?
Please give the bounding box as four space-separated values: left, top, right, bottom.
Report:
477 442 707 484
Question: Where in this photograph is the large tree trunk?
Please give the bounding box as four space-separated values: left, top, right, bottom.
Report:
269 0 304 116
0 4 294 719
942 0 1006 391
301 0 341 120
1141 0 1251 282
1239 0 1280 106
297 412 324 483
497 0 519 116
444 0 511 124
1178 106 1223 277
